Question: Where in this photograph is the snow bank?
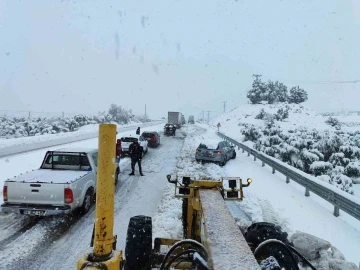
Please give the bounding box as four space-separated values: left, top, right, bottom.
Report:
0 121 161 157
169 124 360 266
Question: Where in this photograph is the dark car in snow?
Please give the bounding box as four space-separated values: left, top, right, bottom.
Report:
141 131 160 147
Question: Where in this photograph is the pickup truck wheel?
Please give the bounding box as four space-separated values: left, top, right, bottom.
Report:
124 215 152 270
80 189 93 214
115 168 120 185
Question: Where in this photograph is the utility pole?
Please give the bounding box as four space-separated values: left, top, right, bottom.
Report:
222 101 227 113
207 111 210 123
202 111 205 123
252 74 262 81
145 104 147 119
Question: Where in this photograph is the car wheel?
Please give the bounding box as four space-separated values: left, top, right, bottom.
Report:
219 157 226 167
80 188 93 214
232 151 236 159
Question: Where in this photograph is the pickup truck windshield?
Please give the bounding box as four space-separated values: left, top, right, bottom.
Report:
41 153 91 171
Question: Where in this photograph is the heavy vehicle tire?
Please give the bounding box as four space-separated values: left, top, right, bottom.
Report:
231 150 236 159
115 168 120 185
219 158 226 167
80 188 93 214
124 215 152 270
244 222 298 269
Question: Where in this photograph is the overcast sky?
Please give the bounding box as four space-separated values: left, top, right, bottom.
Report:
1 0 359 119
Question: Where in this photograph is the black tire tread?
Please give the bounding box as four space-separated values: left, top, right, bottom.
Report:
124 215 152 270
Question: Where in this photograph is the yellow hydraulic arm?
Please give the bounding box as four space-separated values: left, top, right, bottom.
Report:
77 124 124 270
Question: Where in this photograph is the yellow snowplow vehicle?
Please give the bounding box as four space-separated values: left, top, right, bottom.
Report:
77 124 316 270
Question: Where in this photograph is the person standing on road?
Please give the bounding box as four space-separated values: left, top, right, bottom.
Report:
136 127 140 135
128 140 144 176
217 122 221 131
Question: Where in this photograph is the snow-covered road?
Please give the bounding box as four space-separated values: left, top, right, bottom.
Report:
1 124 359 269
0 124 189 270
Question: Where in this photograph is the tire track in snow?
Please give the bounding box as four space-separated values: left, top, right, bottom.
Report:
4 128 189 270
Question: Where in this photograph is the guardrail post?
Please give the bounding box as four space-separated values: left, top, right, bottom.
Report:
305 187 310 197
238 146 240 150
262 161 265 167
286 176 290 184
333 205 340 217
242 149 245 153
247 152 250 157
272 168 275 174
254 155 257 161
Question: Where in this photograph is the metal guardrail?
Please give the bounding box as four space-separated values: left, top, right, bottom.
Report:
217 131 360 221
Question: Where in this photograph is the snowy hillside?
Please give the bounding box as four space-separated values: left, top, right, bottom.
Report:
210 103 360 196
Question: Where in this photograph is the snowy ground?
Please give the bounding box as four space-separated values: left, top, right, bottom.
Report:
0 123 188 269
0 121 163 157
151 125 360 268
0 124 359 269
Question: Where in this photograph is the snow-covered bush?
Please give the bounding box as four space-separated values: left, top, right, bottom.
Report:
255 108 267 119
339 144 360 159
325 116 341 128
344 162 360 178
288 86 308 104
309 161 333 176
330 173 354 194
300 149 320 173
0 104 139 138
242 125 262 141
274 106 289 121
328 152 350 167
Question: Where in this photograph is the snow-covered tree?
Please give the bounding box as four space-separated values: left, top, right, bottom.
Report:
247 78 267 104
274 106 289 121
265 80 288 104
288 86 308 104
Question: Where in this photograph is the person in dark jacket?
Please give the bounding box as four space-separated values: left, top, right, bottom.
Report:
136 127 140 135
128 140 144 176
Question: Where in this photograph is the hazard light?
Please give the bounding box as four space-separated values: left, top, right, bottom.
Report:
3 186 7 202
64 188 74 204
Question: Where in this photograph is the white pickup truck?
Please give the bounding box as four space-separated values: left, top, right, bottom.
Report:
1 148 120 216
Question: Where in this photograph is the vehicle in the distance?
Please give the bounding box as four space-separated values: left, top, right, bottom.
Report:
121 134 149 156
1 148 120 216
164 123 176 136
195 141 236 166
188 115 195 124
168 112 182 129
141 131 160 147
